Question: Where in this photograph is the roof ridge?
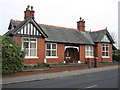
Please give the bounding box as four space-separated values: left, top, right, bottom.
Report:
39 23 79 31
10 19 79 31
10 19 106 33
11 19 23 22
91 29 107 33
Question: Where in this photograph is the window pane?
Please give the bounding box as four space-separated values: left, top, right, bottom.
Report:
90 51 92 56
25 49 29 56
90 46 92 50
106 52 108 56
86 51 89 56
23 42 29 48
30 39 36 41
86 46 89 50
102 52 105 56
30 43 36 48
47 44 51 49
106 44 108 47
46 50 51 56
106 47 108 51
102 47 105 51
102 44 105 47
52 44 56 49
23 38 29 41
30 50 36 56
52 50 56 56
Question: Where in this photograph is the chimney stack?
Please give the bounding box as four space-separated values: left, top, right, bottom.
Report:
24 5 35 20
77 17 85 31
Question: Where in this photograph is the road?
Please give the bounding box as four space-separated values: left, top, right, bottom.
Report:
3 69 118 89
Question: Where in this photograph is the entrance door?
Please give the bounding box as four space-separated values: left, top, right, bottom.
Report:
65 48 79 63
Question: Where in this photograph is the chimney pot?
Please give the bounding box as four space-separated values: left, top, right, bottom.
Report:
24 5 35 20
77 17 85 31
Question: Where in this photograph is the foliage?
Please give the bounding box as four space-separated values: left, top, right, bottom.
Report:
99 61 109 64
113 50 120 62
2 36 25 74
24 63 50 69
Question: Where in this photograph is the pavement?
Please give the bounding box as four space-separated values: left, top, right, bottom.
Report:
2 65 118 85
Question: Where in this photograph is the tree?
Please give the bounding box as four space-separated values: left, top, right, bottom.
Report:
113 50 120 62
2 36 25 74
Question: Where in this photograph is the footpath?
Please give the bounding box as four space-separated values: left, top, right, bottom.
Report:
2 65 118 85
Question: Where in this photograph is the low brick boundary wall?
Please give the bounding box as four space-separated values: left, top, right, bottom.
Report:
2 63 118 78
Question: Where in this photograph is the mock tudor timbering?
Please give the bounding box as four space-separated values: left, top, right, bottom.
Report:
4 5 115 64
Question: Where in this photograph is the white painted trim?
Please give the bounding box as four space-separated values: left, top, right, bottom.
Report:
65 46 79 51
85 56 94 58
22 37 37 57
102 44 109 57
85 45 94 57
102 56 110 58
46 56 59 59
46 43 57 57
25 57 39 59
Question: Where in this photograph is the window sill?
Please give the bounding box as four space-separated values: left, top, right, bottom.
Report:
46 56 59 59
102 56 110 58
85 56 94 58
25 57 39 59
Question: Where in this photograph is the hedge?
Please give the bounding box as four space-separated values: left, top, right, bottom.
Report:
2 36 25 74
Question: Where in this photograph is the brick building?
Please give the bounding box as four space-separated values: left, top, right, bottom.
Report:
5 6 115 64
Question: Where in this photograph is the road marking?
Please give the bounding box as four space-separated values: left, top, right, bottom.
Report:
85 85 98 88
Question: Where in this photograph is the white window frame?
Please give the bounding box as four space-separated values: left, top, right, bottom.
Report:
22 37 38 59
85 45 94 58
102 44 110 58
46 43 58 58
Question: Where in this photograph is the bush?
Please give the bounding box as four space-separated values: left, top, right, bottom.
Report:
23 63 50 69
2 36 25 74
113 50 120 62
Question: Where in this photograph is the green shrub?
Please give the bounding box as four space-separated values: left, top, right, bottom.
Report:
2 36 25 74
23 63 50 69
113 50 120 62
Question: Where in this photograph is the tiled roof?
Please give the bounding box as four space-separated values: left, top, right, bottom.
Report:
5 18 114 44
39 24 94 44
89 29 114 43
89 30 107 42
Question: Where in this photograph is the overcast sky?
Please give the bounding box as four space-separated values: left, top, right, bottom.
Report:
0 0 119 46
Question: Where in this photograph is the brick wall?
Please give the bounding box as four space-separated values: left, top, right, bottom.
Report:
12 36 113 64
79 45 85 62
12 36 46 64
95 43 112 62
12 36 22 45
24 38 45 64
96 43 102 61
46 44 65 63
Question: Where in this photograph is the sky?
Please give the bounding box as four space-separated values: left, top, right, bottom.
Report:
0 0 119 47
